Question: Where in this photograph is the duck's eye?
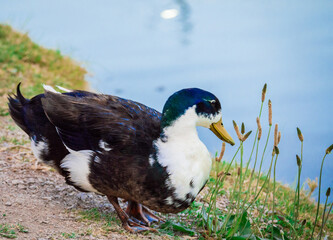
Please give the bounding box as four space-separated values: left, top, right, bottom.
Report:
208 99 221 111
208 100 217 108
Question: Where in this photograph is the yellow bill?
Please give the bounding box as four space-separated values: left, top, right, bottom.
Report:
210 119 235 146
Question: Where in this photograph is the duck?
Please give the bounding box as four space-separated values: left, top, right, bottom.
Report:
8 83 235 232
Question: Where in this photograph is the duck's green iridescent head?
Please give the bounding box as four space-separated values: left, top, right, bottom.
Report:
162 88 235 146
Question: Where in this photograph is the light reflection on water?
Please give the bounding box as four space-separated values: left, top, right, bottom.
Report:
0 0 332 201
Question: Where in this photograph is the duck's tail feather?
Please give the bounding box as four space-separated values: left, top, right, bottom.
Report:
8 83 71 175
16 82 28 105
7 83 30 135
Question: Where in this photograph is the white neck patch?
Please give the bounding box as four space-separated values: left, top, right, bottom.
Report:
154 106 219 204
197 110 222 128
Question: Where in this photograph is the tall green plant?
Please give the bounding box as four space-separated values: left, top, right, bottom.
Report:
197 84 332 239
311 144 333 239
254 99 273 197
319 187 331 240
293 127 304 230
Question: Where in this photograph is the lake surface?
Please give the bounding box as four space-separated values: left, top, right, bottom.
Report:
0 0 332 200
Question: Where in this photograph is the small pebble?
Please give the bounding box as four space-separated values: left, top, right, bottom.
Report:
41 196 52 201
77 192 88 201
12 179 24 185
26 178 35 184
18 184 26 189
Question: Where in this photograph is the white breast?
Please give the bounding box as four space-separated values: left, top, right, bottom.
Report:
154 107 213 205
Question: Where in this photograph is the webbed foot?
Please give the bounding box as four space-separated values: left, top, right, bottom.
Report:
126 201 162 226
124 218 158 233
107 196 158 233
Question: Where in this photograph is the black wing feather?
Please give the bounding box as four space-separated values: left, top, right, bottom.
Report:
41 91 162 156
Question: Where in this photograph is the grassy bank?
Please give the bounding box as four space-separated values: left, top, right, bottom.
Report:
0 24 331 239
0 24 86 115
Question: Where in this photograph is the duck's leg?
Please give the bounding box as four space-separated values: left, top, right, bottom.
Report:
126 201 162 226
107 196 157 233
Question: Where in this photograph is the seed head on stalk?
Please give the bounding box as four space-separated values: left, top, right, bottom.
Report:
296 154 301 167
241 122 245 134
326 187 331 197
242 131 252 142
277 131 281 145
256 117 262 140
268 100 272 126
274 124 279 147
326 144 333 154
274 146 280 155
233 120 243 141
218 171 231 178
216 142 226 162
262 83 267 102
297 127 304 142
272 124 280 156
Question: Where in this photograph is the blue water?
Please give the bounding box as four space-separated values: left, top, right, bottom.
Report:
0 0 332 201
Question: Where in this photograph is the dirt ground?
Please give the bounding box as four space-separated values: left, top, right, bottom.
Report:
0 116 172 240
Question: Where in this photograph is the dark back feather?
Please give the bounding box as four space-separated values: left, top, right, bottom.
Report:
41 91 162 157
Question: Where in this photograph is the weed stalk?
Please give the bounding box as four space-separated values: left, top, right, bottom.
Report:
323 202 333 229
310 152 328 239
293 128 304 231
319 187 330 239
272 147 279 240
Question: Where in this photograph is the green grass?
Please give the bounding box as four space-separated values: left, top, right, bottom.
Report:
0 24 87 114
11 138 29 145
7 125 16 131
79 208 118 224
0 223 28 239
61 232 76 239
60 228 94 239
0 135 29 146
78 208 121 234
